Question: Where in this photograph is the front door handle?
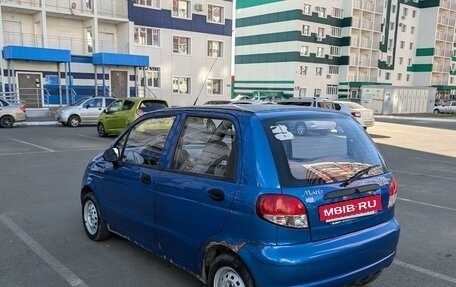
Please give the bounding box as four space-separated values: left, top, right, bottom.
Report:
140 173 151 184
208 189 225 202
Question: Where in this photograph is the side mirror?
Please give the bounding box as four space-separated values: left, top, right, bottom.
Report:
102 108 108 114
103 147 120 163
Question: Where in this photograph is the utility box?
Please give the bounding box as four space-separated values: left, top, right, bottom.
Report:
360 86 436 115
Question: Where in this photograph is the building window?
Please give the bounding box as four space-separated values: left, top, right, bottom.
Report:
173 0 190 18
403 7 408 16
330 46 340 56
390 22 395 30
401 25 407 32
387 56 392 65
86 28 93 53
406 74 410 81
172 77 190 93
385 72 391 80
85 0 92 9
399 57 404 65
300 65 307 75
328 65 339 74
300 45 309 56
316 47 324 57
332 7 343 18
411 26 415 34
412 10 417 18
316 6 326 18
408 58 412 66
207 79 222 94
134 0 160 8
208 40 223 57
314 88 322 97
302 25 310 36
140 67 160 88
327 85 338 95
316 67 323 76
303 4 311 15
409 43 413 50
400 41 405 49
392 4 396 13
173 36 190 54
397 73 402 80
317 27 325 38
208 4 224 23
134 27 160 46
299 88 307 97
331 27 342 37
388 39 393 50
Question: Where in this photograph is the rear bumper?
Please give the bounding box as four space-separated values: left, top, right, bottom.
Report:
238 218 400 287
14 112 27 122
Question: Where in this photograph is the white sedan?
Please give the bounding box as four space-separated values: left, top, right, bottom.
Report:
333 101 375 129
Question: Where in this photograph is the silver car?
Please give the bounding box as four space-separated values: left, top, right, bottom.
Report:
56 97 115 127
0 99 27 128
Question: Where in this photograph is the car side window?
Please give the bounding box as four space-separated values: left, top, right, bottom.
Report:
116 116 175 167
171 116 237 180
108 100 122 113
105 98 115 107
122 100 135 111
93 99 103 107
334 103 341 111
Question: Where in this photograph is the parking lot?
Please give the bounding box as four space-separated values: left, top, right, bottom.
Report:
1 121 456 287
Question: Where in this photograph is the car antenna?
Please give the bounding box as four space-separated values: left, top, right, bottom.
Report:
193 56 218 105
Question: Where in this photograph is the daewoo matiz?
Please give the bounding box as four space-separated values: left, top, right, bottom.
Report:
81 105 400 287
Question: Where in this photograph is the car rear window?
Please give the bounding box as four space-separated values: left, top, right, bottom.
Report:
140 100 168 112
262 114 387 187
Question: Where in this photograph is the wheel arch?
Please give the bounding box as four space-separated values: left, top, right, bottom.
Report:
201 241 248 284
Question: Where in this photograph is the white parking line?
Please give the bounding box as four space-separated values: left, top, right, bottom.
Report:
398 198 456 212
0 215 88 287
391 169 456 181
8 138 55 152
394 260 456 284
77 134 112 141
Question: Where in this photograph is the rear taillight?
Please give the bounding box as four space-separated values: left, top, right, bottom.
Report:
351 111 361 117
20 105 26 112
257 195 309 228
136 109 144 116
388 178 398 208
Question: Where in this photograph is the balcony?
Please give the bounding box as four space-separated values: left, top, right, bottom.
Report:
0 0 41 13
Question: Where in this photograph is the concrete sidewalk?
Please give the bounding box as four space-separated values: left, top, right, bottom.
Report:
16 115 59 126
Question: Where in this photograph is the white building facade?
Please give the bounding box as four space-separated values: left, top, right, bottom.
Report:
234 0 456 101
0 0 233 110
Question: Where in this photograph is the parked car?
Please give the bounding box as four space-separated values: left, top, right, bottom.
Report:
276 97 336 109
55 96 116 127
334 100 375 129
204 100 232 105
81 104 400 287
433 100 456 114
97 97 168 137
0 99 27 128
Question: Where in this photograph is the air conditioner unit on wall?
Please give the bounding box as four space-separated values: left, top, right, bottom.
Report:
327 74 332 79
195 3 203 11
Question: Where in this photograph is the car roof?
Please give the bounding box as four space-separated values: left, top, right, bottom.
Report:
114 97 168 103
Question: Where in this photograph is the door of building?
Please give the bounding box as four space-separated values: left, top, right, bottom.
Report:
110 70 128 98
17 73 42 108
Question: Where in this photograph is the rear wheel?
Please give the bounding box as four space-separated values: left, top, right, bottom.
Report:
208 253 254 287
433 109 440 114
82 192 111 241
97 123 107 137
0 115 15 128
68 115 81 127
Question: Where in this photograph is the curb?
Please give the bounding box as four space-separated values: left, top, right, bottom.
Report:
16 121 59 126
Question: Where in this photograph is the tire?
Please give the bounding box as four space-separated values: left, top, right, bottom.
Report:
433 109 440 114
0 115 15 128
353 270 382 286
97 123 107 137
295 122 306 136
208 253 255 287
68 115 81 127
82 192 111 241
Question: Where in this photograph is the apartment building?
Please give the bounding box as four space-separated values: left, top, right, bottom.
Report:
0 0 232 111
234 0 456 101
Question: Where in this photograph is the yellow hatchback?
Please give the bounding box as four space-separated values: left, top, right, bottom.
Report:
97 97 168 137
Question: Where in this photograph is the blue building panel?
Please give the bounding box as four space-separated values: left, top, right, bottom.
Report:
130 7 232 36
2 46 71 62
92 53 149 67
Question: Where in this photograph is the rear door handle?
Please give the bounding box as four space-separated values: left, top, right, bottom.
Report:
140 173 151 184
208 189 225 202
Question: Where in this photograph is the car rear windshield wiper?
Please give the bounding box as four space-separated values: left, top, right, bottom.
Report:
340 165 379 187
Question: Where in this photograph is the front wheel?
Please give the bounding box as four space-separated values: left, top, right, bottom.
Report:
82 192 111 241
97 123 107 137
68 115 81 127
208 253 254 287
433 109 440 114
0 115 15 128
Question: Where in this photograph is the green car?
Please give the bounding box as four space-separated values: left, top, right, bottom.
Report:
97 97 168 137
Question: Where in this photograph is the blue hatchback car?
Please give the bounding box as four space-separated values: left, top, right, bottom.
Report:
81 105 400 287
